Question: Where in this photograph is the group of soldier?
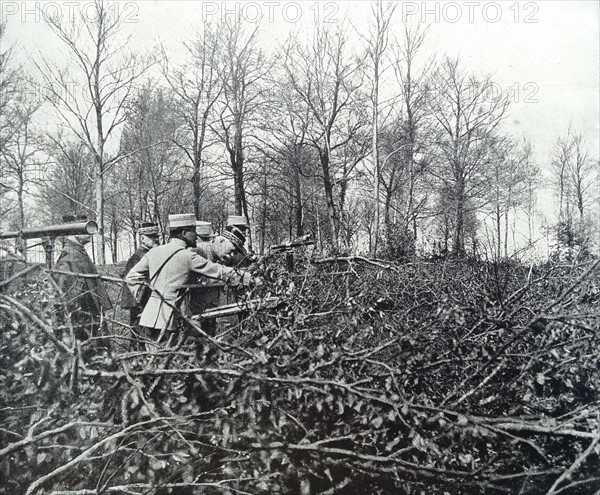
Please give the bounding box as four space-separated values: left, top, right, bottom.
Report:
53 212 259 349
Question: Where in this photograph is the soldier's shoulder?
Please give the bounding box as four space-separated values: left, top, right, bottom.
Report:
147 242 191 262
148 244 171 255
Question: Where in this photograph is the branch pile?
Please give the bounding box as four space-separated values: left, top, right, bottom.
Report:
1 256 599 494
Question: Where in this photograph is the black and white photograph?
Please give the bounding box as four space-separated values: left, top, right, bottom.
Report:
1 1 599 493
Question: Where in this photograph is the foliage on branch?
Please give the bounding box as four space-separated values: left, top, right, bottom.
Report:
1 255 599 494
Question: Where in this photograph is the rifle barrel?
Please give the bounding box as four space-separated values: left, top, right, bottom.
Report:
269 240 315 253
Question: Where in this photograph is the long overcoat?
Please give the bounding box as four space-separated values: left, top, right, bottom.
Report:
126 238 250 331
54 240 112 336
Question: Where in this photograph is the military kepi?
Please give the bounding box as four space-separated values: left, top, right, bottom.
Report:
168 213 196 229
222 226 248 256
226 215 249 229
196 221 214 237
62 214 88 223
138 222 159 236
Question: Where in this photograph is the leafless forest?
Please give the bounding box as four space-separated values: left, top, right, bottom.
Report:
1 1 599 494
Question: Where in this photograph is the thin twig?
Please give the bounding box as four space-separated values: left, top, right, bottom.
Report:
546 435 600 495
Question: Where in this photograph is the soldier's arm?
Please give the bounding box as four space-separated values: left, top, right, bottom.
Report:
126 255 150 301
188 251 253 286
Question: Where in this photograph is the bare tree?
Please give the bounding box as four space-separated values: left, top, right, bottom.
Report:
36 0 152 263
429 57 510 256
360 0 397 255
484 136 534 258
517 139 539 245
35 137 95 223
550 128 599 255
337 130 370 249
505 139 536 256
0 99 43 256
0 21 22 223
550 127 575 222
217 16 271 231
160 23 223 219
116 83 188 249
569 134 596 223
377 122 420 257
0 22 21 155
252 75 315 248
283 23 364 250
0 27 48 246
0 24 45 259
390 24 434 253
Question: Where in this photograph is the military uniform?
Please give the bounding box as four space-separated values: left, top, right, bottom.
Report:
54 239 112 340
195 240 216 261
126 237 252 335
224 215 252 268
121 245 151 323
121 222 160 334
190 222 226 331
190 240 225 331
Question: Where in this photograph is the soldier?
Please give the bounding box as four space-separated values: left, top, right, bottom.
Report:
195 221 215 259
190 224 251 332
126 213 258 341
226 214 249 235
194 225 247 265
53 214 112 342
192 221 220 332
121 222 160 336
224 215 253 268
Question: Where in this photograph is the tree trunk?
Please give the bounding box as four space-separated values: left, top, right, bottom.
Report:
504 208 509 258
577 189 584 222
319 148 339 249
443 216 449 253
230 121 247 217
192 151 201 219
112 215 119 263
17 182 26 260
372 64 380 256
495 203 501 259
94 34 106 265
452 179 465 256
193 116 209 219
293 154 304 237
261 164 267 254
384 193 392 230
95 163 106 264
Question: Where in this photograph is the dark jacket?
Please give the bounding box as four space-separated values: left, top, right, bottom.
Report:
54 239 112 317
120 246 150 309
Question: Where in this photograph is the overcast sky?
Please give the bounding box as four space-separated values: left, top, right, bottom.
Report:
3 0 599 195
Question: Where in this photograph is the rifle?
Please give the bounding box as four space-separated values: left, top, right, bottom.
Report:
188 236 313 319
268 234 315 254
191 296 283 320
